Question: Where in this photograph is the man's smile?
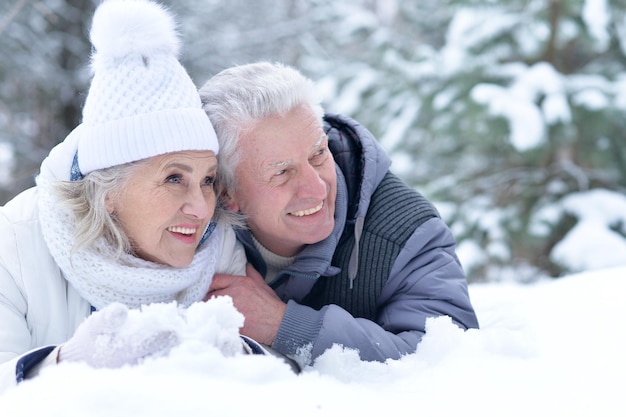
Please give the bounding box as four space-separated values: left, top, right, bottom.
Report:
289 202 324 217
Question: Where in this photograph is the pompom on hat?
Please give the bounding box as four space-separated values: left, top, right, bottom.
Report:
71 0 218 177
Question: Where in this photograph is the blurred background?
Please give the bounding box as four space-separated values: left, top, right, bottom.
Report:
2 0 626 283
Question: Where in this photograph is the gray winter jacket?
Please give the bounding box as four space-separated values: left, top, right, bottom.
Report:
236 113 479 364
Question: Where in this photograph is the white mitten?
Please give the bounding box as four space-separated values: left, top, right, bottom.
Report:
59 302 180 368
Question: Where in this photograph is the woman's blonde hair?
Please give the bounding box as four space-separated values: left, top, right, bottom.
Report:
54 162 142 259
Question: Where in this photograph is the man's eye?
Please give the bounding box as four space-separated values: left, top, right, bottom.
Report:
166 174 182 184
311 148 327 165
275 169 286 176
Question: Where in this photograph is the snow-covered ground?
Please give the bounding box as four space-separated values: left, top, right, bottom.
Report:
1 265 624 416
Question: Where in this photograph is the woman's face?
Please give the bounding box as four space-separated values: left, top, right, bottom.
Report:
106 150 218 267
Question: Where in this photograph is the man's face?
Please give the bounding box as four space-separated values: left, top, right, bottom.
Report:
228 105 337 257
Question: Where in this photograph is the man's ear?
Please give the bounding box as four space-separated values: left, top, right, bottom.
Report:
220 190 239 212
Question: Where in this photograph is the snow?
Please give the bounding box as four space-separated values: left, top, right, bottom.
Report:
0 142 13 187
551 189 626 272
2 1 626 413
572 88 609 110
455 239 487 272
470 61 576 151
327 67 378 116
583 0 610 50
1 266 625 416
455 187 626 277
441 8 518 76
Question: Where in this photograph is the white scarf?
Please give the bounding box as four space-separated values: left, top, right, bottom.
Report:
36 144 219 310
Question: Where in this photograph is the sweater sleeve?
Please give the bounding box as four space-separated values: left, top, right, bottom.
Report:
272 218 479 364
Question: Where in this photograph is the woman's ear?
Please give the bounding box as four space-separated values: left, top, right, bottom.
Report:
105 193 116 214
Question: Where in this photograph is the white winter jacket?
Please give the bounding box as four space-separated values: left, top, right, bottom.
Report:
0 134 246 394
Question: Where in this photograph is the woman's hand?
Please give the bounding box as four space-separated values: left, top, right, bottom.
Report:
58 302 179 368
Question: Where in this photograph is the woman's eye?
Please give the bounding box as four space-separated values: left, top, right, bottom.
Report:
203 176 216 186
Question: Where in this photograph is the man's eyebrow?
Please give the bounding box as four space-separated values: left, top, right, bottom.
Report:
266 134 327 170
268 159 291 169
311 133 328 150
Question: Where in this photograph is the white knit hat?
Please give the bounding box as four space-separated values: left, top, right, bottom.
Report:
73 0 218 176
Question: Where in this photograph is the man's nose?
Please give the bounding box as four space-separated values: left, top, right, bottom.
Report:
296 164 327 199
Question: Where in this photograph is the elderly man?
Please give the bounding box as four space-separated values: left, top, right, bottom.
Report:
199 62 479 366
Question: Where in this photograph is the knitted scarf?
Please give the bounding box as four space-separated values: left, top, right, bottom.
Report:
37 176 219 310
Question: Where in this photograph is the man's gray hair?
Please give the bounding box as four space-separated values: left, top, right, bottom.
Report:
199 62 324 193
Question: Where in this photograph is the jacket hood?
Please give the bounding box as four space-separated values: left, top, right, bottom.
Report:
37 128 81 184
324 113 391 221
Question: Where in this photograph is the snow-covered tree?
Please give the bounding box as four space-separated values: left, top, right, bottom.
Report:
0 0 96 203
0 0 337 203
3 0 626 282
313 0 626 281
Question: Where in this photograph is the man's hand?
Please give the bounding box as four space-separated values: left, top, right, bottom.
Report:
206 264 286 345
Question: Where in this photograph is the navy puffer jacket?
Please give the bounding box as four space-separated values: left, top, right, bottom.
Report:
236 113 479 364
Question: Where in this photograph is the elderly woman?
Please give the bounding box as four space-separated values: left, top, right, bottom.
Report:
0 0 249 393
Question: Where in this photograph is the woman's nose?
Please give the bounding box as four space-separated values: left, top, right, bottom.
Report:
181 187 214 219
